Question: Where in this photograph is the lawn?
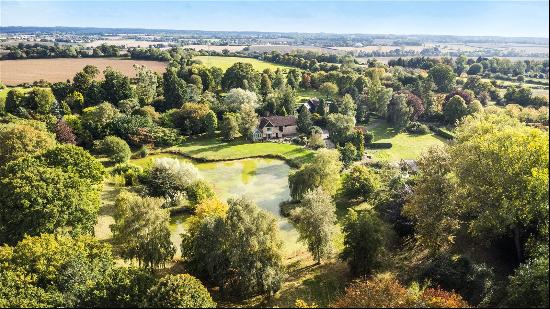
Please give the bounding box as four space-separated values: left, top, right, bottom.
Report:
193 55 293 72
296 88 322 102
365 119 448 161
164 137 315 167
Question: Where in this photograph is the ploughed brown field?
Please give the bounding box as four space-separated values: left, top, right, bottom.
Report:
0 58 168 85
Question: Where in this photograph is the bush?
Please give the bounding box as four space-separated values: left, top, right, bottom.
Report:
367 142 392 149
144 157 200 200
95 135 131 163
503 249 548 308
111 163 144 186
136 145 148 158
418 253 495 306
148 125 185 147
332 273 469 308
429 125 456 140
406 122 430 135
292 135 307 146
341 165 381 201
147 274 216 308
364 130 374 145
186 180 215 208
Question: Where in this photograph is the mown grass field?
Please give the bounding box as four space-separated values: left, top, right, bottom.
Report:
365 119 448 161
164 137 315 167
193 55 293 72
296 88 322 101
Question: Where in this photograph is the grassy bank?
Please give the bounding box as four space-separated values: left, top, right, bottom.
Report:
163 137 315 168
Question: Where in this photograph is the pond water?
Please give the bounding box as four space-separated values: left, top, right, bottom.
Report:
125 154 300 257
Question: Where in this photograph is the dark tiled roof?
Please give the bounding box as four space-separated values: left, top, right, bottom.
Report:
307 98 320 108
259 116 297 129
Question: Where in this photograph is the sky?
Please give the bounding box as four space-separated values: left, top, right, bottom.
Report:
1 1 549 38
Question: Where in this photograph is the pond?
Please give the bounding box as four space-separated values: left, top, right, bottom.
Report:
102 154 301 257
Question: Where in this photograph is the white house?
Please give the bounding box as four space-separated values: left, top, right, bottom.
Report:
253 116 298 141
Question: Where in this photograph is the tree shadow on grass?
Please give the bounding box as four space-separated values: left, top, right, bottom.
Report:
366 119 400 141
262 261 349 308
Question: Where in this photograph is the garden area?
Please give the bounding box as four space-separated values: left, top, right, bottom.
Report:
365 119 448 161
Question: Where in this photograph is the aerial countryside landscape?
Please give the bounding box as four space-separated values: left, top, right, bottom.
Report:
0 0 549 308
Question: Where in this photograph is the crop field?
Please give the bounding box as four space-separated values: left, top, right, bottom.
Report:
0 58 167 85
193 55 294 72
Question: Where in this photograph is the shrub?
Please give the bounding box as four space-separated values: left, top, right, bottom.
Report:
367 142 392 149
148 125 185 147
332 273 469 308
308 132 325 149
186 180 215 208
418 253 495 306
364 130 374 144
111 163 144 186
95 135 131 163
428 125 455 140
406 122 430 135
54 119 77 144
341 165 381 201
503 249 548 308
136 145 148 158
332 274 414 308
147 274 216 308
145 157 200 200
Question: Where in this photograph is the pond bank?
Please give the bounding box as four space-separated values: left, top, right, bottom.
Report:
98 154 306 258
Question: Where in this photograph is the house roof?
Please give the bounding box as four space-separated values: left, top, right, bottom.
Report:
259 116 297 129
307 98 320 108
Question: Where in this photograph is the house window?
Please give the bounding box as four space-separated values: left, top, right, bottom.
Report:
279 126 283 131
267 127 272 133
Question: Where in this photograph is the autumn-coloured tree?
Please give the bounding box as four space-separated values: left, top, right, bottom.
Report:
332 273 469 308
54 119 77 144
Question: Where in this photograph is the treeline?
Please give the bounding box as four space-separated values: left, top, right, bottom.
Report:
389 56 549 78
1 43 122 59
257 51 350 72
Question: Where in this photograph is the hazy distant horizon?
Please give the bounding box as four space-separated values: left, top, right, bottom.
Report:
1 25 549 41
1 1 549 38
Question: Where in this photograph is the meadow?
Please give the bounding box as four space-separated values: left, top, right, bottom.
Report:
0 58 167 85
193 55 293 72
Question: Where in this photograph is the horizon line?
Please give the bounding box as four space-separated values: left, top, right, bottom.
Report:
1 25 549 40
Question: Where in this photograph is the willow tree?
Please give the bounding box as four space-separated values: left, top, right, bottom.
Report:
289 149 343 200
290 187 337 264
111 192 175 269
